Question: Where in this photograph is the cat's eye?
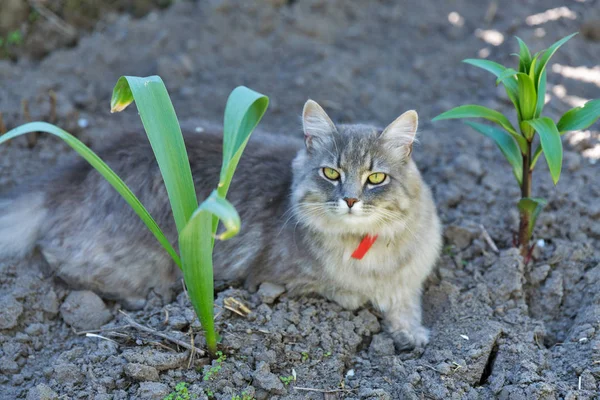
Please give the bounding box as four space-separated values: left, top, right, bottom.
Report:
322 167 340 180
367 172 387 185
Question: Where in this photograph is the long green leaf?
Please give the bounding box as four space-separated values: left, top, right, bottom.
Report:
432 104 518 135
557 99 600 133
219 87 269 198
530 144 543 171
495 68 519 86
463 58 521 112
517 72 537 122
464 121 523 185
535 69 547 117
526 118 563 185
111 76 198 233
534 32 578 89
515 37 532 73
517 197 547 241
432 104 527 153
179 191 241 355
0 122 181 268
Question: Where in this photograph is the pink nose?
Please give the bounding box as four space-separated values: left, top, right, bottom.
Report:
344 197 359 208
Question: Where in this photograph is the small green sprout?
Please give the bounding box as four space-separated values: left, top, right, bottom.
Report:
203 351 226 381
6 30 23 46
163 382 194 400
280 375 295 386
433 33 600 258
231 393 254 400
324 351 332 358
301 351 309 362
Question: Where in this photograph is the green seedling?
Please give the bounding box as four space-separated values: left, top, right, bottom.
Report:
280 375 295 386
1 77 268 356
231 393 254 400
203 351 226 381
163 382 194 400
324 351 332 358
301 351 309 362
433 33 600 257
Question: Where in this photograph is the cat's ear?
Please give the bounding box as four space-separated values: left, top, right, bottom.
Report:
302 99 337 151
380 110 418 158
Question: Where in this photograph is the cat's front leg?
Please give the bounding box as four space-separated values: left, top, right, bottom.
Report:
379 287 429 351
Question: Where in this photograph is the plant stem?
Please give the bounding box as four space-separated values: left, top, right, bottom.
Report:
518 143 532 257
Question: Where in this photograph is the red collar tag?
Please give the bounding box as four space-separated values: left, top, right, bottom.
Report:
351 234 378 260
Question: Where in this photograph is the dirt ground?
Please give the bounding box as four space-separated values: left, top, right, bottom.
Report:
1 0 600 399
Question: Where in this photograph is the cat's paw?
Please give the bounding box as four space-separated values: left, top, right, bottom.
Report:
390 326 430 352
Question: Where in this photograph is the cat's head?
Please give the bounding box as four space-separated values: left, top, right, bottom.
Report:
291 100 422 238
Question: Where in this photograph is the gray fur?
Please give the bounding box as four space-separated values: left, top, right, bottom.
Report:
0 101 441 349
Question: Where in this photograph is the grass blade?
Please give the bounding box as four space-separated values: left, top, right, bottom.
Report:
1 122 181 267
179 191 241 355
465 121 523 185
518 197 547 240
111 76 198 233
557 99 600 133
526 118 563 185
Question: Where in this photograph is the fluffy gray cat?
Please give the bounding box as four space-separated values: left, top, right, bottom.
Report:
0 100 441 350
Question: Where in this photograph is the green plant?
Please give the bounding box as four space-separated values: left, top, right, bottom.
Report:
231 392 254 400
433 33 600 257
1 76 268 356
279 375 295 385
6 30 23 46
203 350 226 380
301 351 309 362
164 382 194 400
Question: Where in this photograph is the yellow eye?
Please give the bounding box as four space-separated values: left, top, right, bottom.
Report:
323 167 340 180
368 172 387 185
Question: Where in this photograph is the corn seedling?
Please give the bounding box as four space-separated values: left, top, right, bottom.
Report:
1 76 269 356
433 33 600 257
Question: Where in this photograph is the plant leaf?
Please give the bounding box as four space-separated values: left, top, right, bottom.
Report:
432 104 519 136
517 197 547 241
464 121 523 185
530 144 543 171
0 122 181 268
111 76 198 233
517 72 537 122
495 68 519 86
526 117 563 185
534 32 578 89
515 36 532 73
463 58 519 109
557 99 600 133
179 191 241 355
535 69 547 117
219 87 269 198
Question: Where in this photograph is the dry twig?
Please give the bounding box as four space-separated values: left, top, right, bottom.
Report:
28 1 76 37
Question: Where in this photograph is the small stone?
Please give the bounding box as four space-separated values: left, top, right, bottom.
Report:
252 361 285 394
54 363 85 385
369 333 396 356
137 382 170 399
25 323 46 336
124 363 160 381
0 295 23 330
444 220 481 249
0 357 20 374
60 291 112 330
26 383 59 400
257 282 286 304
453 153 483 177
122 349 188 371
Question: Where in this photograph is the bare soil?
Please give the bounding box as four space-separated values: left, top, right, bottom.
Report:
1 1 600 399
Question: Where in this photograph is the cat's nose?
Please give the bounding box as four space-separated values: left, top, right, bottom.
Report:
344 197 359 208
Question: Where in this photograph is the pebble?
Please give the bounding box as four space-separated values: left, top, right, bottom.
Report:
0 295 23 330
54 363 85 385
26 384 59 400
59 291 113 331
137 382 170 399
369 333 396 357
122 349 188 371
124 363 160 382
252 361 285 394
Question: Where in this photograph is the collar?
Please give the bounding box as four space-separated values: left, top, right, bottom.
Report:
351 234 378 260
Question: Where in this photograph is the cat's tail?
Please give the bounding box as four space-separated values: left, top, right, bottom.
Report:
0 192 47 259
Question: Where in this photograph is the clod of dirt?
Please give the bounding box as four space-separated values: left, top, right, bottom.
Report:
369 333 396 357
0 294 23 330
122 348 189 371
257 282 286 304
124 363 160 382
252 361 286 395
581 19 600 42
137 382 170 399
444 220 482 250
26 383 59 400
59 290 113 330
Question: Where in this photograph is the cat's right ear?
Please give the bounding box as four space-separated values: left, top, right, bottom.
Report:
302 99 337 152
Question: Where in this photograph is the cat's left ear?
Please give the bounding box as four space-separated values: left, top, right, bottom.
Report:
380 110 418 158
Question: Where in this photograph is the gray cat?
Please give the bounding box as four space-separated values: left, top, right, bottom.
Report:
0 100 441 350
